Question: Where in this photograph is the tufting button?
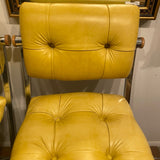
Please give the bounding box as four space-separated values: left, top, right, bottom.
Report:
54 116 60 122
100 117 104 121
105 43 110 48
106 154 112 160
48 43 55 48
53 155 59 160
99 114 107 121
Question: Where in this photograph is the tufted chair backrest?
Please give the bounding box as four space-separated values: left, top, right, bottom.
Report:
20 3 139 81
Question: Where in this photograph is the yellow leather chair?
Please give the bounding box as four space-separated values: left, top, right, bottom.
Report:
11 3 153 160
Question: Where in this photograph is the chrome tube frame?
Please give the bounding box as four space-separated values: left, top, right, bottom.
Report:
124 50 136 103
12 35 31 109
0 35 16 148
21 48 31 108
124 37 145 103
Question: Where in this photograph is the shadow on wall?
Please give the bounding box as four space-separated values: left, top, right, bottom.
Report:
31 78 123 97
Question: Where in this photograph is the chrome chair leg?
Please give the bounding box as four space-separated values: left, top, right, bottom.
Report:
12 36 31 110
0 35 16 149
124 37 145 103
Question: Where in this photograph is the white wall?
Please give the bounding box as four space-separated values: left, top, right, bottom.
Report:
0 0 160 146
131 12 160 146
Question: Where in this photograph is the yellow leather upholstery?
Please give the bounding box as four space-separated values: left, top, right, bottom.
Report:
11 93 153 160
20 3 139 80
11 3 153 160
0 96 6 122
30 0 129 4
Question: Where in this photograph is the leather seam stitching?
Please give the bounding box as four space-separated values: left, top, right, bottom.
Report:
22 47 103 51
22 47 135 52
102 93 111 154
58 95 61 115
105 120 111 154
27 111 54 118
53 95 61 155
52 47 105 52
52 4 56 79
53 121 56 155
49 4 55 79
41 137 53 157
101 5 110 79
111 49 136 52
49 4 53 79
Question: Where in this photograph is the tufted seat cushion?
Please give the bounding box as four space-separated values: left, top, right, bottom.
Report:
11 93 153 160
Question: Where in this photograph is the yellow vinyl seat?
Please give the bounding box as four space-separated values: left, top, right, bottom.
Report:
11 3 153 160
11 93 153 160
